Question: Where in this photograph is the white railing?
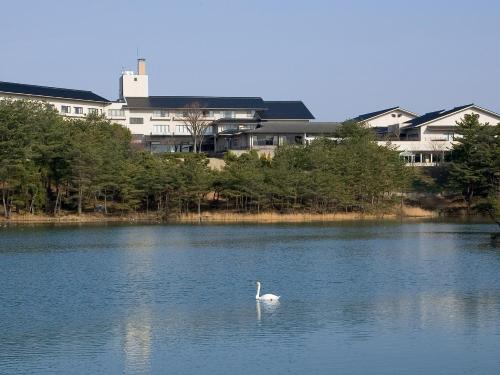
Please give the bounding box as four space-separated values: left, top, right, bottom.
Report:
406 162 439 167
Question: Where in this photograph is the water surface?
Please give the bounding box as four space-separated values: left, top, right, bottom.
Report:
1 222 499 374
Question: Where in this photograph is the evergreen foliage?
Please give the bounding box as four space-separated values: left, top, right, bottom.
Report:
5 99 497 220
448 113 500 219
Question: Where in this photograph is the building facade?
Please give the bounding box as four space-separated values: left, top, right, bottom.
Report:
354 105 500 166
1 59 499 164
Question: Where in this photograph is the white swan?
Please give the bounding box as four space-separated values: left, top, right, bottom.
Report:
255 281 280 301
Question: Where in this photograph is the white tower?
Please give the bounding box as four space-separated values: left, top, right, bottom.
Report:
119 58 149 99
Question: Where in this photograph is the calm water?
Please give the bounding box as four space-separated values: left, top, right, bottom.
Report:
0 222 499 374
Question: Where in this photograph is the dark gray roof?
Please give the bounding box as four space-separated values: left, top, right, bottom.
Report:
126 96 266 109
353 106 400 121
249 121 340 134
125 97 316 119
354 106 419 122
0 81 110 103
405 104 473 127
217 128 246 136
214 118 259 124
260 101 315 120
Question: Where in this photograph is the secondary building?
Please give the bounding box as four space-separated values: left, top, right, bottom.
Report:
218 121 341 156
354 104 500 165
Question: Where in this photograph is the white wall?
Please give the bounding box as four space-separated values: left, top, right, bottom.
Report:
117 107 254 136
421 107 500 142
120 74 149 99
378 140 452 152
365 109 417 128
424 107 500 127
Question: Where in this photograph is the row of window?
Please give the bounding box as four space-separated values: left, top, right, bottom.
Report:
60 105 100 115
152 125 212 134
131 110 254 125
152 110 253 119
427 132 455 141
108 109 125 117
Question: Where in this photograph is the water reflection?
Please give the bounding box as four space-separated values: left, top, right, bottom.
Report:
256 300 280 322
1 222 500 374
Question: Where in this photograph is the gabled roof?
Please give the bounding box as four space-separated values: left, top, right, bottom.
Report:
404 104 484 128
0 81 110 103
404 109 447 127
125 96 266 110
260 101 315 120
353 106 417 122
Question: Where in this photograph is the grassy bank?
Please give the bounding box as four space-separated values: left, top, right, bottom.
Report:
178 207 436 223
0 213 162 224
0 206 437 224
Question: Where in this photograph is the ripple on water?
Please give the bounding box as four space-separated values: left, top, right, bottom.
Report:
0 222 500 374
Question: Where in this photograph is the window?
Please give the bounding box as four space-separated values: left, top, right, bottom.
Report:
74 107 83 115
153 110 169 118
175 125 187 133
88 108 99 115
246 110 254 118
153 125 169 134
223 111 235 118
151 143 175 154
256 135 277 146
130 117 144 124
219 124 237 131
108 109 125 117
61 105 71 114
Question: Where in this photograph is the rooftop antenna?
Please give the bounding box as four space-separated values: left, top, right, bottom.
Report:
136 48 139 74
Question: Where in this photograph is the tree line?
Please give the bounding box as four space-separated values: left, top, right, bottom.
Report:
0 100 498 221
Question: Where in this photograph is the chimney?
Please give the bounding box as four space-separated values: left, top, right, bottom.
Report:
137 58 147 75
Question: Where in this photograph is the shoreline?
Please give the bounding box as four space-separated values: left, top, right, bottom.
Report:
177 207 437 223
0 207 438 225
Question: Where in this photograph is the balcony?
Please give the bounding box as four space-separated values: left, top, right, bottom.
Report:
406 162 439 167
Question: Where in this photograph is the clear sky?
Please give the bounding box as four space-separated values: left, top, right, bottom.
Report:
1 0 499 120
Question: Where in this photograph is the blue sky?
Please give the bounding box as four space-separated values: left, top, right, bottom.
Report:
1 0 499 120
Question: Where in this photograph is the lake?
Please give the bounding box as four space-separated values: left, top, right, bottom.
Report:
0 221 499 374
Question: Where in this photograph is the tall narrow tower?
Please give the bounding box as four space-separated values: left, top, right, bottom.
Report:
119 58 149 100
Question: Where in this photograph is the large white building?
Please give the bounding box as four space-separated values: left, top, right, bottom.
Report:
1 58 498 162
108 59 319 152
0 59 318 153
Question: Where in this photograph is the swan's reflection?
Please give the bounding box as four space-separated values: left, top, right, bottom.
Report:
256 300 280 321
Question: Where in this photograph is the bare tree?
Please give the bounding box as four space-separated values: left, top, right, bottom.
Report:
430 140 449 164
182 102 213 153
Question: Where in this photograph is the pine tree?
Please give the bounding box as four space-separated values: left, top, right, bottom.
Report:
448 114 500 215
